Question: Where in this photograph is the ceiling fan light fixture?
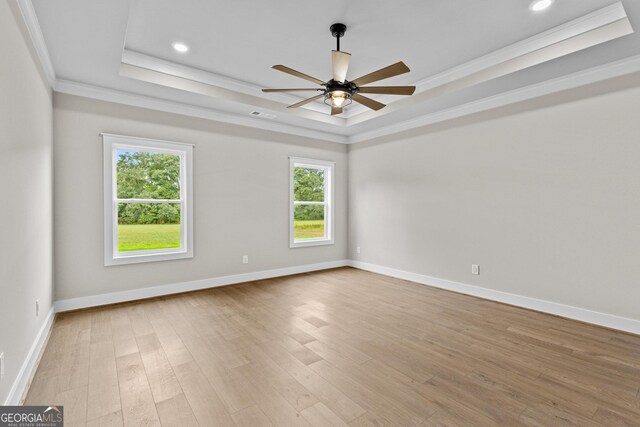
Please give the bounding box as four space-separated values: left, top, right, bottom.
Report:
529 0 554 12
324 90 351 108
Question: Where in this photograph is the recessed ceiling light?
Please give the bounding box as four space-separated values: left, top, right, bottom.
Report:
171 42 189 53
530 0 554 12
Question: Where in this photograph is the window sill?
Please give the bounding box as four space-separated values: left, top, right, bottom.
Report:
105 249 193 266
290 239 335 249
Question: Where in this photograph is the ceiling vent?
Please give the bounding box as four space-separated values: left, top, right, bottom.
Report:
249 111 276 119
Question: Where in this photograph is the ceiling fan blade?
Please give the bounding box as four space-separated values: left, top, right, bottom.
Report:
272 65 325 85
358 86 416 95
351 61 411 87
331 105 343 116
332 50 351 83
287 94 324 109
262 88 322 92
352 93 386 111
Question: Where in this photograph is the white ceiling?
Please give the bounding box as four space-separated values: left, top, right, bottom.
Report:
31 0 640 143
124 0 614 87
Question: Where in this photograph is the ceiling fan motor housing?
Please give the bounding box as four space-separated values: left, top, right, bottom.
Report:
330 23 347 38
325 79 358 95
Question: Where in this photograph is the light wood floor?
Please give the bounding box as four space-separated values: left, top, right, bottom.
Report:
25 268 640 426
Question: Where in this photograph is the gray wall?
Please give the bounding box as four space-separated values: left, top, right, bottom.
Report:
349 75 640 320
0 1 53 404
53 93 348 301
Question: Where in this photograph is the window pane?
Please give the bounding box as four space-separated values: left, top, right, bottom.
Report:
294 204 325 240
117 149 181 199
117 203 181 252
294 166 325 202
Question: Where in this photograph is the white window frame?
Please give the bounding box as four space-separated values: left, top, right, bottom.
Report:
103 134 194 266
289 157 335 248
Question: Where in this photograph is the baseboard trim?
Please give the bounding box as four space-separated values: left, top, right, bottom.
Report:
349 260 640 335
11 258 639 405
4 307 56 405
55 260 350 312
54 258 640 333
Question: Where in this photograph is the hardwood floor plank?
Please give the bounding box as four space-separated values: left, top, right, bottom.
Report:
56 326 91 392
349 411 397 427
519 404 600 427
235 362 313 427
180 333 256 413
115 352 161 427
302 402 350 427
231 405 274 427
172 360 236 426
155 394 198 427
86 411 123 427
592 405 640 426
126 304 155 337
309 359 427 425
424 373 526 425
113 336 138 358
241 334 366 422
303 326 373 365
90 310 113 345
56 386 88 426
155 333 193 367
138 344 183 404
87 342 121 422
235 359 318 413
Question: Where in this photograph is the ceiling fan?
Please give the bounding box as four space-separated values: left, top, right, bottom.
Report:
262 23 416 116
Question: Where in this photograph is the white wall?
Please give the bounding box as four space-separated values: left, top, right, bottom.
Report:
46 71 640 325
0 1 53 404
53 93 348 302
349 74 640 321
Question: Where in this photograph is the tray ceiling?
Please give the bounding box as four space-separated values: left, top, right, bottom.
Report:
29 0 640 143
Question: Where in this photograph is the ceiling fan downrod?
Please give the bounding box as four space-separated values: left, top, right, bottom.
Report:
330 23 347 52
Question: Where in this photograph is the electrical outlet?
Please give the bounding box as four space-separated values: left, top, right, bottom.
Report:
356 246 361 254
472 264 480 275
242 255 249 264
0 352 4 382
36 299 39 317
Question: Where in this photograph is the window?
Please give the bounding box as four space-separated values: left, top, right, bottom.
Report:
290 157 334 248
103 134 193 265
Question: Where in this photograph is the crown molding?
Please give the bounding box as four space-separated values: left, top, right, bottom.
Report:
17 0 640 145
15 0 55 88
54 79 349 144
414 1 630 94
55 50 640 146
349 53 640 144
122 49 334 117
347 1 633 126
121 50 343 125
53 44 640 147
